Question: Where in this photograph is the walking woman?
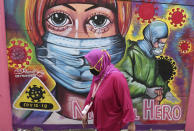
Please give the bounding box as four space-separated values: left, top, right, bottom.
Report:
82 49 135 131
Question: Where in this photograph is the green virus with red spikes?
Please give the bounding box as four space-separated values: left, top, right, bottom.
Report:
7 39 32 68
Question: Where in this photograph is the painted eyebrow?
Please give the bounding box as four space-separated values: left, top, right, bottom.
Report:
85 5 99 11
63 4 76 11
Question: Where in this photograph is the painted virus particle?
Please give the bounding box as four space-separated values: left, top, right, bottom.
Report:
26 85 45 102
178 40 191 54
7 39 32 68
168 8 186 27
156 56 177 83
135 0 158 23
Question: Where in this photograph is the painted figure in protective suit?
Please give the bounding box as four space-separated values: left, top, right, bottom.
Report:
117 21 178 104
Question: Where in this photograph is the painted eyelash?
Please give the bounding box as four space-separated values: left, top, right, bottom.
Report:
45 10 72 21
87 24 110 34
45 10 73 31
87 12 113 24
95 28 109 34
47 23 71 32
86 12 112 33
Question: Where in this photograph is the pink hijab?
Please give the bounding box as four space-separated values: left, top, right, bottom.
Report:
84 49 119 82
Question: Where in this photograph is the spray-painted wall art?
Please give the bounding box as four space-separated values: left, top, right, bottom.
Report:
4 0 194 130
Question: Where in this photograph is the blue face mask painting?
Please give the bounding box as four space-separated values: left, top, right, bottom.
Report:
152 42 166 56
36 32 125 93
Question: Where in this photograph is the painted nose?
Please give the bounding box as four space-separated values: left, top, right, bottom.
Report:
74 19 89 38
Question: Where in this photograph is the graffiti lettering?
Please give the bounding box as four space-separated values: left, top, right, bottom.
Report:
133 108 140 120
143 99 182 120
72 100 93 120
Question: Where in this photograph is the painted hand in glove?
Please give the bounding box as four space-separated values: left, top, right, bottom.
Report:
145 87 162 98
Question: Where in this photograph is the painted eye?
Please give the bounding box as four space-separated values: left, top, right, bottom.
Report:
88 15 110 29
47 13 72 27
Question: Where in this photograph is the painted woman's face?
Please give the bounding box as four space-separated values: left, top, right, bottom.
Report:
44 4 118 38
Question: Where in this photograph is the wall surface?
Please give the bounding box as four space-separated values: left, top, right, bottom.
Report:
0 0 194 130
0 0 12 131
185 65 194 131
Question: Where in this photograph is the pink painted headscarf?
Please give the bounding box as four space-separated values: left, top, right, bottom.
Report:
84 49 119 82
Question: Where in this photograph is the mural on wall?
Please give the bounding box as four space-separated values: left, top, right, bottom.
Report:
4 0 194 130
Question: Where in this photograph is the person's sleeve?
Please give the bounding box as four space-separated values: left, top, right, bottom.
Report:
113 73 135 127
116 48 147 98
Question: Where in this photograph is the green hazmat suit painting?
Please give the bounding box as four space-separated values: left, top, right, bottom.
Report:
116 21 178 105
